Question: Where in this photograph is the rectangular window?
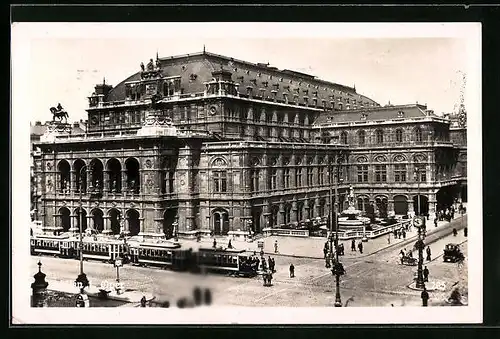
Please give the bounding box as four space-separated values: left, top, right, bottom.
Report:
375 165 387 182
283 169 290 189
270 169 277 190
394 164 407 182
251 169 259 192
307 168 314 186
213 171 227 192
415 166 427 182
357 165 368 182
296 168 302 188
318 167 324 185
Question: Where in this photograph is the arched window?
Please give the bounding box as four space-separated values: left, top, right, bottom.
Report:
415 127 423 142
396 128 403 143
376 129 384 143
358 130 366 145
211 158 228 193
340 131 348 144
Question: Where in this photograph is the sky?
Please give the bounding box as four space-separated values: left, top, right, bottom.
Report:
12 23 479 124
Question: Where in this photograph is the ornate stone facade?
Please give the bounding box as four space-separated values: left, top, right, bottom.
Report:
33 51 467 239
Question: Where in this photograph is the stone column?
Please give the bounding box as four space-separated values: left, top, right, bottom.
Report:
103 170 110 193
278 202 285 227
292 200 298 223
102 216 111 234
70 170 77 193
87 215 93 232
388 199 395 215
69 213 78 233
121 170 127 195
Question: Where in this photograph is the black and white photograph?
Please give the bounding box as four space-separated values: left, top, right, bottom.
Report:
11 22 482 324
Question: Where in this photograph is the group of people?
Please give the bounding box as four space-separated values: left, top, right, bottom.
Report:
398 246 432 264
436 206 456 223
393 227 407 240
351 239 364 254
322 241 345 259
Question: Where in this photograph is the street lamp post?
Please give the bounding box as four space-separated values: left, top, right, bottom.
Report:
330 154 344 307
75 165 89 293
413 167 426 289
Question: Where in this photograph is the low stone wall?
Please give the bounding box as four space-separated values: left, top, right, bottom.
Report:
261 219 412 240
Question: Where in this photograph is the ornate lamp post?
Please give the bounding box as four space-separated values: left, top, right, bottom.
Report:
75 165 89 293
413 167 426 289
329 153 344 307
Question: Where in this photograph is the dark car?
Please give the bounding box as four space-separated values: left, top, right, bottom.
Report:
443 243 465 263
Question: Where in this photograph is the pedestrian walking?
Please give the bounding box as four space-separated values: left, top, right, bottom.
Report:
434 218 438 228
140 296 147 307
274 240 279 253
452 228 457 237
227 239 233 249
351 239 356 251
426 246 432 261
399 251 404 265
421 287 429 307
464 227 468 237
323 246 328 259
357 241 363 254
213 238 217 248
423 266 429 282
289 263 295 278
387 234 391 244
393 229 397 238
271 258 276 272
402 230 406 239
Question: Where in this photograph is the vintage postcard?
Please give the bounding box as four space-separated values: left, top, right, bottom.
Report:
11 22 482 324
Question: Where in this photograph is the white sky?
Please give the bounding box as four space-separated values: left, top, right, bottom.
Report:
12 23 479 124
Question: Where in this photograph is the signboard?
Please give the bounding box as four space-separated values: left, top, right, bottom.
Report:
114 258 123 267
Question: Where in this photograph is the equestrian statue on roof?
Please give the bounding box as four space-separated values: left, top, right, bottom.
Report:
50 103 69 124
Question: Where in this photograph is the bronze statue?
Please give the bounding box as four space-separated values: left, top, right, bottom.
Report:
140 62 145 72
147 59 154 71
50 103 69 123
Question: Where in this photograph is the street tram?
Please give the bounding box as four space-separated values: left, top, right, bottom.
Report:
196 247 258 277
77 239 126 263
134 242 192 271
30 234 69 256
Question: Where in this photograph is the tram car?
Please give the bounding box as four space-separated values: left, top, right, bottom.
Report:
196 247 258 277
131 242 193 271
76 238 126 263
30 234 69 256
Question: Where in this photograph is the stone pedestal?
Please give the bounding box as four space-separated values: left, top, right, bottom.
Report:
40 122 72 142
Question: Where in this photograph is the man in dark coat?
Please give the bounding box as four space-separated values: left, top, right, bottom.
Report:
213 238 217 248
421 287 429 307
351 239 356 251
423 266 429 282
426 246 432 261
289 263 295 278
358 241 363 254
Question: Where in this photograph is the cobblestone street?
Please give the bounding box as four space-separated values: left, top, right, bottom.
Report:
29 216 467 307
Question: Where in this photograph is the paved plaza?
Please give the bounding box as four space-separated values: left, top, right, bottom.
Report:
29 215 468 307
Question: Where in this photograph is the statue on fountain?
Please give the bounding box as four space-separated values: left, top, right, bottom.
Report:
49 103 69 124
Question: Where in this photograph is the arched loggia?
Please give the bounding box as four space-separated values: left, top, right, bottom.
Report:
107 158 122 193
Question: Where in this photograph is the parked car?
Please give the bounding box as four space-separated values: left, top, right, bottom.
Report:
443 243 465 263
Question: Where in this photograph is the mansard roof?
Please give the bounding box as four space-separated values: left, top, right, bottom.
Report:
314 104 437 125
104 51 379 107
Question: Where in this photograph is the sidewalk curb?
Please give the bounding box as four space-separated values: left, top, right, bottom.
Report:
260 216 466 260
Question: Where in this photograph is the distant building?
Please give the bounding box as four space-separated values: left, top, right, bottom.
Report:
32 51 467 239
